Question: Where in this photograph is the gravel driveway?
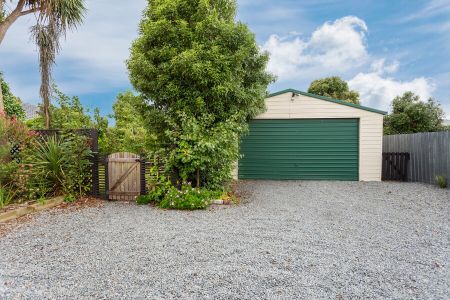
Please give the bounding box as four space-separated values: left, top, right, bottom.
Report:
1 181 449 299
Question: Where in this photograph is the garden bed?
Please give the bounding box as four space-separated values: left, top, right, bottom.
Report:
0 196 64 223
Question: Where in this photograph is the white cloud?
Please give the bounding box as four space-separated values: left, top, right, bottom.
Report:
348 72 435 110
401 0 450 22
262 16 368 80
370 58 399 75
0 0 147 103
262 15 440 114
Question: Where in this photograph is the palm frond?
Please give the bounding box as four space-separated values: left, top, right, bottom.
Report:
33 0 86 33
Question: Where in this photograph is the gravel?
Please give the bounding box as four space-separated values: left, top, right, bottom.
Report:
0 181 449 299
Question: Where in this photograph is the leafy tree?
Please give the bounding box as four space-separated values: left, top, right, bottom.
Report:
308 76 360 104
26 86 102 129
384 92 447 135
103 91 156 155
0 72 25 119
27 87 111 156
128 0 273 188
0 0 86 128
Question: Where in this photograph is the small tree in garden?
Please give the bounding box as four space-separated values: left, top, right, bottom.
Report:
104 91 157 155
128 0 273 189
308 76 360 104
384 92 447 135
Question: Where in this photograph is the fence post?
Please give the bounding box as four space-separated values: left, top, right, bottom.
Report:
91 152 99 197
104 157 109 200
140 156 147 196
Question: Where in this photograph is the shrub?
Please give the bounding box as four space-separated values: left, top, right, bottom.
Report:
136 195 151 205
159 183 217 210
136 186 167 205
60 132 93 198
22 133 92 200
0 115 33 203
136 159 172 205
436 176 448 189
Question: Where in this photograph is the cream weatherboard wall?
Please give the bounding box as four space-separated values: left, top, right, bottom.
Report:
240 91 385 181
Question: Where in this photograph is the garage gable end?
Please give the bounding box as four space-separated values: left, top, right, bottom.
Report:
265 89 387 116
242 88 385 182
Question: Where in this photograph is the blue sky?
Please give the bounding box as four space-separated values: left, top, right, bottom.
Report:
1 0 449 118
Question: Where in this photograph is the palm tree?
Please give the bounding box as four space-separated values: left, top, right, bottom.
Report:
0 0 85 128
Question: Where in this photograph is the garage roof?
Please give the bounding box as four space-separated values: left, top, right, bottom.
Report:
269 89 388 115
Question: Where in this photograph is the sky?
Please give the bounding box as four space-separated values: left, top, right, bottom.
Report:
0 0 449 118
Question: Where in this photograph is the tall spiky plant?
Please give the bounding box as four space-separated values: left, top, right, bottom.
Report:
0 0 85 128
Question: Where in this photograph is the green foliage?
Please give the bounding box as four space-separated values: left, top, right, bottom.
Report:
27 86 108 131
64 194 77 202
436 176 447 189
136 194 152 205
1 73 25 119
137 158 172 205
308 76 360 104
50 88 95 129
159 183 215 210
384 92 447 135
60 132 93 197
0 116 31 187
22 133 93 199
128 0 273 188
26 86 110 155
0 115 92 205
104 91 157 155
0 186 15 208
166 112 246 189
136 189 164 205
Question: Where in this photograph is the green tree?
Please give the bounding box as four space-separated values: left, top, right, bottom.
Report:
102 91 156 155
384 92 447 135
0 0 86 128
308 76 360 104
128 0 273 188
27 86 110 152
26 86 102 129
0 72 25 119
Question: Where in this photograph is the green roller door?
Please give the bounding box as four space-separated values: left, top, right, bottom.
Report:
239 119 359 180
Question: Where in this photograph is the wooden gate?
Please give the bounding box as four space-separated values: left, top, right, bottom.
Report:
107 152 141 201
382 152 410 182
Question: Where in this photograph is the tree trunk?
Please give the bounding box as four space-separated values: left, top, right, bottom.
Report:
43 95 51 128
0 1 24 46
0 15 17 45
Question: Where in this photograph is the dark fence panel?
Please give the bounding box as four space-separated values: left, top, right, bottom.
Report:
140 160 148 196
382 153 410 181
98 156 108 199
383 132 450 186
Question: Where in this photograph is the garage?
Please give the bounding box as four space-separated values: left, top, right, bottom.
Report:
237 89 386 181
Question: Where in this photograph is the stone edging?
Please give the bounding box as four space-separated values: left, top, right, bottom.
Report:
211 199 231 205
0 196 65 223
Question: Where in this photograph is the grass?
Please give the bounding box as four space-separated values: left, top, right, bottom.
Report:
435 175 448 189
0 187 15 209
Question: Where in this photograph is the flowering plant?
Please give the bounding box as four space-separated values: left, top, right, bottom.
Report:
159 182 218 210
